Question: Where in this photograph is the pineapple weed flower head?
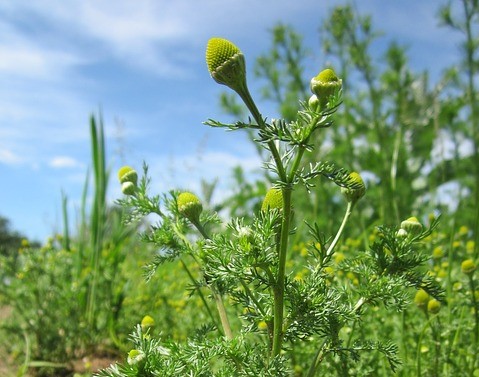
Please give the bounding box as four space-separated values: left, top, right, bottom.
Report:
310 68 342 109
206 38 247 94
177 192 203 224
261 188 283 212
341 172 366 205
400 216 423 237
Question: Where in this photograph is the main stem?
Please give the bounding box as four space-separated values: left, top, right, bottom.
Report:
235 83 291 357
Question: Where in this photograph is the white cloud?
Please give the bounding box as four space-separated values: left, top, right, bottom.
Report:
49 156 83 169
144 149 262 195
0 148 23 165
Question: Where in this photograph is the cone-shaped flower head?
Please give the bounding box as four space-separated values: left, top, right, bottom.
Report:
414 289 429 310
118 165 138 185
310 68 342 108
341 172 366 204
261 188 283 212
206 38 247 93
177 192 203 224
461 259 476 275
427 298 441 314
141 315 155 331
400 217 422 236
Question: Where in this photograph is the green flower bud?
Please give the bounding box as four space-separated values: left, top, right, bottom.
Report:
177 192 203 223
310 68 342 108
118 166 138 185
395 228 408 239
400 217 422 236
341 172 366 204
308 94 320 112
414 289 429 310
261 188 283 212
121 181 136 196
127 349 145 365
461 259 476 275
206 38 247 93
427 298 441 314
141 315 155 331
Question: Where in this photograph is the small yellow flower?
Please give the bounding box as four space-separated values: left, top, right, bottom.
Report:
458 225 469 236
414 289 429 309
461 259 476 275
334 252 345 264
427 299 441 314
257 321 268 331
141 315 155 331
452 240 461 249
324 266 335 276
466 240 475 254
432 246 444 259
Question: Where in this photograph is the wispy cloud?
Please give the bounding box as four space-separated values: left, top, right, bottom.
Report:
0 148 24 165
48 156 84 169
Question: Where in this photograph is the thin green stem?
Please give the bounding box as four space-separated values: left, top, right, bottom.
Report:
288 145 307 182
212 288 234 339
235 83 287 182
272 186 293 357
306 339 329 377
325 201 354 258
239 279 267 317
179 258 220 334
190 219 234 339
468 275 478 371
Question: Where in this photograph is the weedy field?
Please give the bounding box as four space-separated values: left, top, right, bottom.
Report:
1 2 478 376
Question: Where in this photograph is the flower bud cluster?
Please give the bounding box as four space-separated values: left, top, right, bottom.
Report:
118 166 138 195
396 217 422 239
414 289 441 315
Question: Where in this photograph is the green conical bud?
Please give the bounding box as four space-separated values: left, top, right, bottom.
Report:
308 94 321 112
206 38 247 93
461 259 476 275
121 181 136 196
118 166 138 185
414 289 429 310
127 349 145 366
261 188 283 212
400 217 422 236
141 315 155 331
427 298 441 315
310 68 342 108
341 172 366 204
177 192 203 224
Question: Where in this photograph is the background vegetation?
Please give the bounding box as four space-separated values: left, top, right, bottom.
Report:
0 1 478 376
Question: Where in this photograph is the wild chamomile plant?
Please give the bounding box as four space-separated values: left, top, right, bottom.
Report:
96 38 443 376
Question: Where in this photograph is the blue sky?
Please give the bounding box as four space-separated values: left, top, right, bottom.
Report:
0 0 460 242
